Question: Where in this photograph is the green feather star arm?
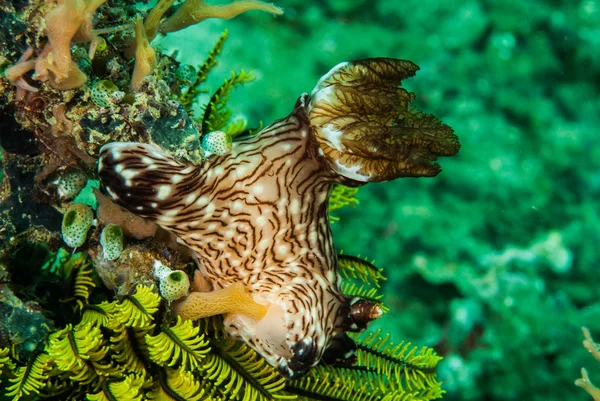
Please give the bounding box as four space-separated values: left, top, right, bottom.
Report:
352 330 443 396
328 185 360 223
338 255 386 289
70 259 97 311
202 69 255 133
285 339 443 401
40 249 97 312
180 29 229 111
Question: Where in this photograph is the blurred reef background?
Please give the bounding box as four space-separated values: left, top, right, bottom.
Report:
0 0 599 400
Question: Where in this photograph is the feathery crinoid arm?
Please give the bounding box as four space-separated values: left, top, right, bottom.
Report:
307 58 460 183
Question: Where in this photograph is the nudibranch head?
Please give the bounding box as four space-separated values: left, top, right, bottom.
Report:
225 282 384 379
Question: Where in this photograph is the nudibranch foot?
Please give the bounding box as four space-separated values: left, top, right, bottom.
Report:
174 282 267 322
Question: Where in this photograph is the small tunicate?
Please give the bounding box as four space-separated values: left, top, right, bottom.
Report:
91 80 120 108
62 204 94 249
176 64 197 86
154 260 190 302
202 130 232 157
95 36 108 57
100 224 124 260
57 168 87 200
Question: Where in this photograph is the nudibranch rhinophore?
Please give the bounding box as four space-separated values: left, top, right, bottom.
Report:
98 58 460 379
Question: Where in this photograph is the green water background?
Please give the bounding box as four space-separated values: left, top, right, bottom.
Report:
156 1 599 400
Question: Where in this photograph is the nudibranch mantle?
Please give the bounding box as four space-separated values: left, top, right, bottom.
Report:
98 58 460 378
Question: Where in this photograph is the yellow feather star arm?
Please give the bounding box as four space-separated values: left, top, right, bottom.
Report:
71 260 97 311
46 323 111 386
47 324 108 372
110 328 149 379
329 185 359 212
0 347 15 372
80 301 117 327
145 316 210 372
86 374 145 401
285 365 382 401
146 368 208 401
201 336 295 401
38 378 73 398
5 352 51 401
44 250 95 311
328 185 359 223
114 285 161 328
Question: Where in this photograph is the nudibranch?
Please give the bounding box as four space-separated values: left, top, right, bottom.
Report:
98 58 460 378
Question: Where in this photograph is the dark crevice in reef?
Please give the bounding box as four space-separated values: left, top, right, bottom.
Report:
0 107 39 156
1 156 63 234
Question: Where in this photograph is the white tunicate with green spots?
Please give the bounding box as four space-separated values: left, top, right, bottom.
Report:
61 204 94 249
91 80 119 108
176 64 197 86
100 224 124 261
201 130 232 157
153 260 190 302
57 169 88 200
